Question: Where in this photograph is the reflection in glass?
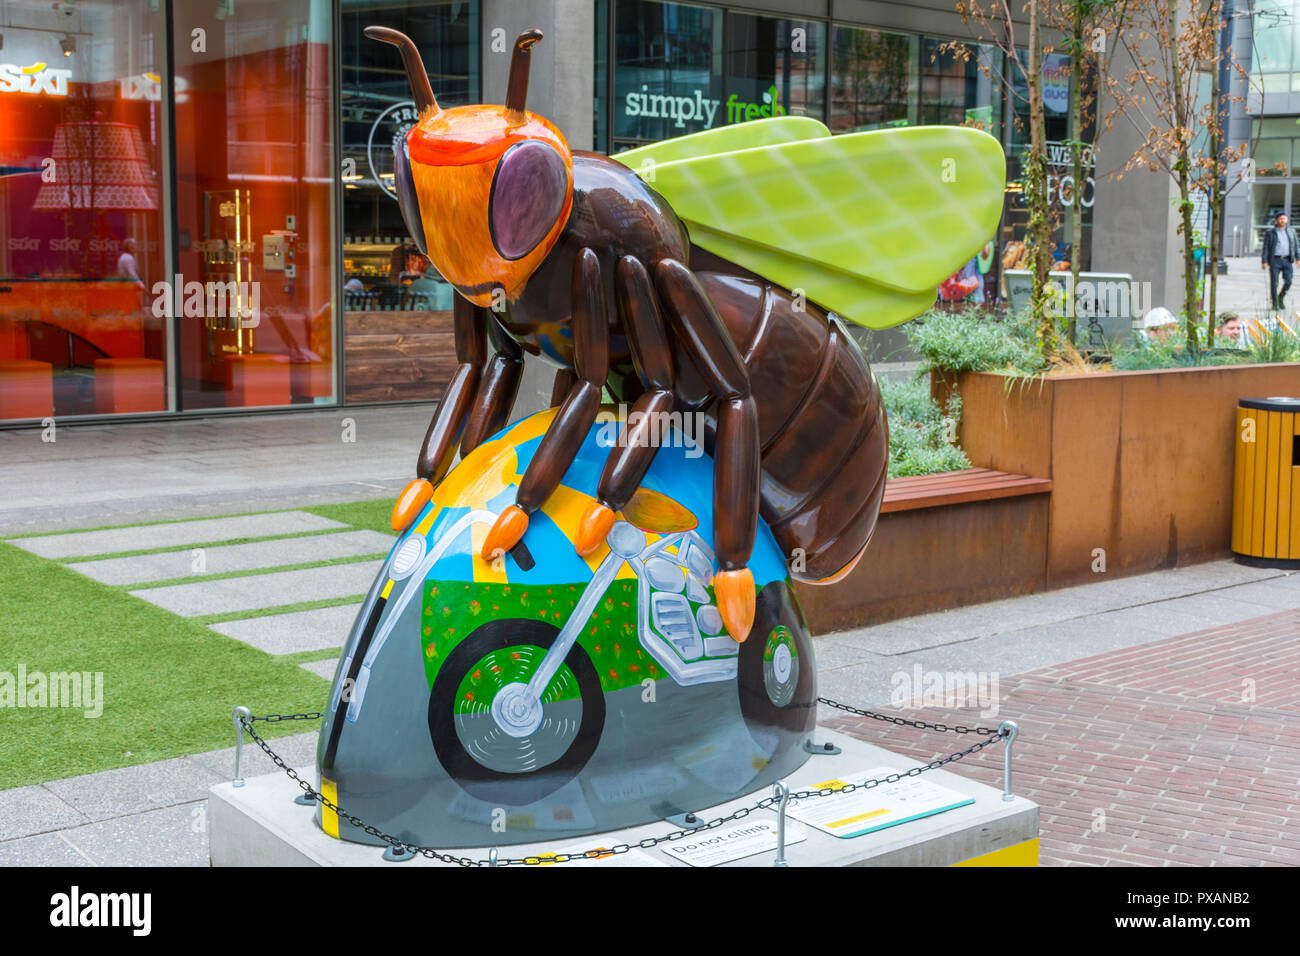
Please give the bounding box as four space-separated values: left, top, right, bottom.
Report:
0 0 167 421
339 0 476 402
829 26 914 133
172 0 336 411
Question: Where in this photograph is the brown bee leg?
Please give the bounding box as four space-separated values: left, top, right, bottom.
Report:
550 368 578 407
483 248 608 560
577 255 675 557
459 313 524 454
655 258 759 643
415 293 487 482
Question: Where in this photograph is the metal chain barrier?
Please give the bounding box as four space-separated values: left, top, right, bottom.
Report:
234 703 1012 867
817 697 1003 736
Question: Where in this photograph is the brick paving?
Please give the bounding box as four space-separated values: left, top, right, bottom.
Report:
824 608 1300 866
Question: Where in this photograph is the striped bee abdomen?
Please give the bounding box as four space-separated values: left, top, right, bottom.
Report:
698 270 889 584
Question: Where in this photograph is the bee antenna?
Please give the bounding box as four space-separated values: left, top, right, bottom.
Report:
364 26 439 116
505 29 544 118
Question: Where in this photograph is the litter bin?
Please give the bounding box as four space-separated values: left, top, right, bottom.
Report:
1232 397 1300 568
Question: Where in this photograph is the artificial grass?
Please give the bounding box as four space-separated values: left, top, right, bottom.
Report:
0 540 330 790
305 499 396 537
122 551 388 591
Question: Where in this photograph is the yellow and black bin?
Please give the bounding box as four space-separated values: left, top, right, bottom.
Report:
1232 397 1300 568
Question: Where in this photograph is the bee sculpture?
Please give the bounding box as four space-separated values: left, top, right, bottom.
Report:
369 26 1005 644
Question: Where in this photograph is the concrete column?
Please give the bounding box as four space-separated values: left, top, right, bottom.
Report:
1091 5 1196 315
477 0 592 421
480 0 594 151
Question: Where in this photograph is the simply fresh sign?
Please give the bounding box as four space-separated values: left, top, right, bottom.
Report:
624 84 785 130
0 62 71 96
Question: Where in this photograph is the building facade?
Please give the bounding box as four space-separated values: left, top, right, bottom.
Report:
1223 0 1300 260
0 0 1102 425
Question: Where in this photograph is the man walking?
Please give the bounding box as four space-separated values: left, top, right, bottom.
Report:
1261 211 1300 310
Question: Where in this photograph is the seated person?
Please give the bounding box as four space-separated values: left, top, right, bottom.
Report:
1138 307 1177 343
1217 312 1244 347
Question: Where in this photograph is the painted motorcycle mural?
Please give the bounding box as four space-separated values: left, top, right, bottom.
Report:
317 409 815 846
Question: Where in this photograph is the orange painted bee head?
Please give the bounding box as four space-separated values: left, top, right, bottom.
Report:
365 27 574 308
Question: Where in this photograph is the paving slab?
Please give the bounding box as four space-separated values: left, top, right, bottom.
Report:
129 560 383 617
210 604 359 655
58 802 210 867
41 756 224 824
1218 579 1300 609
299 659 340 679
187 731 319 783
8 510 347 559
67 531 394 585
1153 592 1285 628
0 831 95 867
0 785 89 841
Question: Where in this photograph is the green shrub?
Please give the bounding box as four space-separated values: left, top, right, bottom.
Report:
1111 326 1250 370
880 377 971 478
904 306 1045 375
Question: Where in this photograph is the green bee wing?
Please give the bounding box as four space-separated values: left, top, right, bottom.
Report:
614 115 830 167
613 118 1006 329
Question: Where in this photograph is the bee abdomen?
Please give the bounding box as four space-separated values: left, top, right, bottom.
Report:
699 271 889 584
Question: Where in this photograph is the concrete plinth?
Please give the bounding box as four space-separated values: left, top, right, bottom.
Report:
209 728 1038 867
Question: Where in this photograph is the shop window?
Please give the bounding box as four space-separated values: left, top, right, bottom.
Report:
612 0 718 149
172 0 337 411
724 13 825 127
0 0 168 421
610 0 823 152
829 25 915 133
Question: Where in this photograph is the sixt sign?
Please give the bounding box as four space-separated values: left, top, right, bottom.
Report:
0 62 71 96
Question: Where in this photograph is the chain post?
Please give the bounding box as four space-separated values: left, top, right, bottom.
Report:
232 706 251 788
488 847 498 868
772 781 790 867
998 720 1019 802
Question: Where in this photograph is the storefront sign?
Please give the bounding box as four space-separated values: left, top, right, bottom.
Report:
367 100 419 201
623 84 784 130
0 62 71 97
1043 53 1069 114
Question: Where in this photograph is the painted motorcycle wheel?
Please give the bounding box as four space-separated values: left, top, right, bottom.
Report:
428 617 605 805
737 581 817 737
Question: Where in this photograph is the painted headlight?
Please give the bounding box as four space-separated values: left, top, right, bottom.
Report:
390 533 426 580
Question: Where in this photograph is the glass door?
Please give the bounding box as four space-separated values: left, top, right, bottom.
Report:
171 0 337 411
0 0 170 422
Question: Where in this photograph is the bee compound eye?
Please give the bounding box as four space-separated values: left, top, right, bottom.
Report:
393 139 427 257
489 140 568 261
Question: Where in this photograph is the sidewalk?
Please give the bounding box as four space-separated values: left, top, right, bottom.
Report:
2 554 1295 866
0 403 433 536
1 405 1296 865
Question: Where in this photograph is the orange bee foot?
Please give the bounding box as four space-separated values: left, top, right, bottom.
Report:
575 502 615 557
482 505 528 561
713 568 756 643
391 478 434 532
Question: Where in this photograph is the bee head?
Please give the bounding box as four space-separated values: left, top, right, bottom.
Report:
365 26 573 307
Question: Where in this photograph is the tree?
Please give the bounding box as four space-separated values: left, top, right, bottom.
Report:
953 1 1057 360
1203 1 1279 344
1105 0 1239 349
1051 0 1127 344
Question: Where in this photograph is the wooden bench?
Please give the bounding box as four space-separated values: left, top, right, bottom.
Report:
882 467 1053 513
799 467 1054 633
